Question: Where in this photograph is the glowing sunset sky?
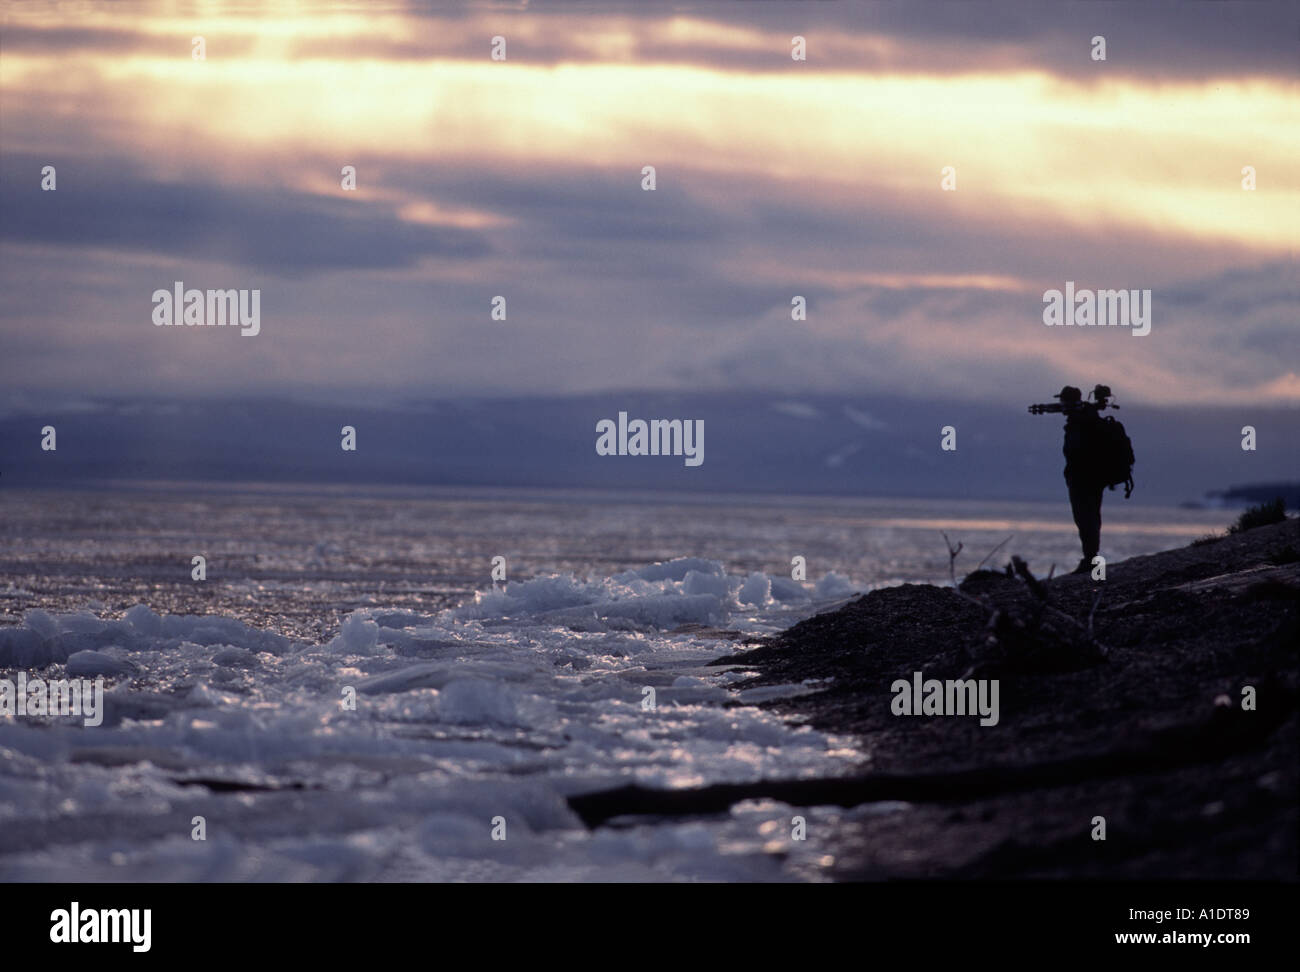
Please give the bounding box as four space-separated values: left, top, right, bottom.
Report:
1 1 1296 405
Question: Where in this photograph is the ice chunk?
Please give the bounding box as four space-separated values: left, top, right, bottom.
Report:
23 609 59 641
0 626 63 667
355 663 448 695
738 572 771 607
211 647 260 669
66 649 137 677
543 593 723 629
631 558 725 582
682 569 730 599
328 612 380 655
124 605 163 636
436 679 555 727
768 577 811 602
451 574 598 620
814 571 861 600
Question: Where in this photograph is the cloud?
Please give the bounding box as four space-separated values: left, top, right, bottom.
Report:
0 155 491 275
4 2 1295 79
1 1 1295 406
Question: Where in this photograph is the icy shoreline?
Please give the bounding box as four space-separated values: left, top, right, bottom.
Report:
0 557 870 881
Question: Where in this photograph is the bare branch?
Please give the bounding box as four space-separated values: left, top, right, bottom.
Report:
975 535 1014 572
941 532 964 588
939 533 992 610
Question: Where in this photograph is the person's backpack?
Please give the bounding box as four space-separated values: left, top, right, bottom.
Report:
1096 415 1135 497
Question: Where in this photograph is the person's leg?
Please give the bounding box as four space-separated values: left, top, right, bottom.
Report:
1068 479 1101 561
1079 484 1101 560
1092 486 1105 559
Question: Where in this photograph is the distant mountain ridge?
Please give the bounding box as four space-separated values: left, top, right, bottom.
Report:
1 392 1296 505
1204 483 1300 509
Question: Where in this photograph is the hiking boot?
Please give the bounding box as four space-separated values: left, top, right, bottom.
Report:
1072 557 1093 575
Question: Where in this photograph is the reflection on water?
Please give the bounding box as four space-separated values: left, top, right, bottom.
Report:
0 483 1231 640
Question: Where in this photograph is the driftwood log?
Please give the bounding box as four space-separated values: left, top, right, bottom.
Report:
568 684 1293 828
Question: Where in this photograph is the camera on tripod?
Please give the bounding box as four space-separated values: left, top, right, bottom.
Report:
1028 384 1118 415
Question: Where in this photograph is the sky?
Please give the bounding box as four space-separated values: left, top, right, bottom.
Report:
1 0 1296 408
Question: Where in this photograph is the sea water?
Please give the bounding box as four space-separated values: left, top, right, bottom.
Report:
0 484 1231 881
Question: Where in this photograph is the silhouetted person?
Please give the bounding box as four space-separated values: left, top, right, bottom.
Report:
1058 386 1105 573
1030 384 1134 575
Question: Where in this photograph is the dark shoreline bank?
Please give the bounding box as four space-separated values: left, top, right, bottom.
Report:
572 519 1299 879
